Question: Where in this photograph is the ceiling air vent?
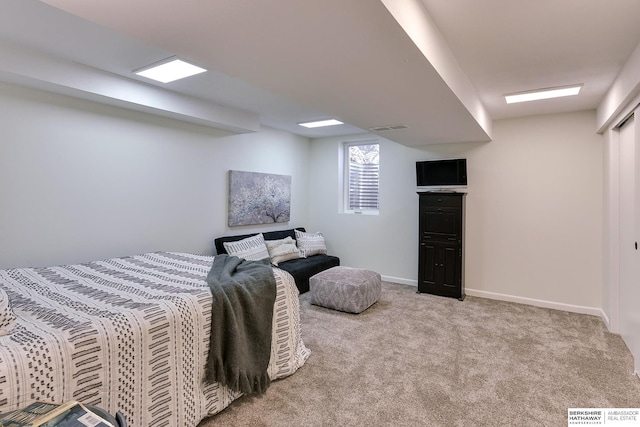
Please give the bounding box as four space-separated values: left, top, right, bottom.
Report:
369 124 408 132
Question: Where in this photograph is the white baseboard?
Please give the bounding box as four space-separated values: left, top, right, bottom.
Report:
381 276 607 322
466 288 606 320
381 275 417 287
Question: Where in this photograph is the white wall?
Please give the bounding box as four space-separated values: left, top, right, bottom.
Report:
309 134 421 282
309 110 603 311
0 82 605 313
0 83 311 269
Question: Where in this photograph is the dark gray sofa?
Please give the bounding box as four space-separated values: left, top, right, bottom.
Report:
214 227 340 294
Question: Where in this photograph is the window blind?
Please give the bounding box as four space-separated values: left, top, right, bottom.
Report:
347 144 379 210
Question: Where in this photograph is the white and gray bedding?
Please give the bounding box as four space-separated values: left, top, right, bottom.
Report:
0 252 310 427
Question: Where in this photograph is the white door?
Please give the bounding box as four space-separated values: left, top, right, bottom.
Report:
618 111 640 376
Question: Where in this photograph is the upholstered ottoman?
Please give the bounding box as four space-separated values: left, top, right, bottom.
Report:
309 266 381 313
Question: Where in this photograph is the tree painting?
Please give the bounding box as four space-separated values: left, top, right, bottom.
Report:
228 170 291 226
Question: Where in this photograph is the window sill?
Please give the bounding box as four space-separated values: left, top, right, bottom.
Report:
342 210 379 216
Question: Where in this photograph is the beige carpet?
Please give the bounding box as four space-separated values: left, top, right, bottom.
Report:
200 282 640 426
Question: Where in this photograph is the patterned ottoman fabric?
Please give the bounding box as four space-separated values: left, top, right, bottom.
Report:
310 266 381 313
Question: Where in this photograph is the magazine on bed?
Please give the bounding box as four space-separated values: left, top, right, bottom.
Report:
0 400 114 427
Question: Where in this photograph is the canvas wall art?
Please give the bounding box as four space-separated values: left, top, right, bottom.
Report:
228 170 291 226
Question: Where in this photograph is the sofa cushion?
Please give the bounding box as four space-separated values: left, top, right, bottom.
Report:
276 254 340 294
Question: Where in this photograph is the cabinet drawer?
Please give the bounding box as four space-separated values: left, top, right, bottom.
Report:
419 194 463 208
421 233 460 243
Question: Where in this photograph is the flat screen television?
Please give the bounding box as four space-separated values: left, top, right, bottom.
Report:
416 158 467 188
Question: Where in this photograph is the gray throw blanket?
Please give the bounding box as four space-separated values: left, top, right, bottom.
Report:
204 255 277 395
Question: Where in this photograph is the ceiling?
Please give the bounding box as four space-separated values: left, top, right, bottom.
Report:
2 0 640 146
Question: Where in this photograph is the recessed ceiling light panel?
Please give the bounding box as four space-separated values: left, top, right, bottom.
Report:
298 119 344 128
505 85 583 104
134 57 206 83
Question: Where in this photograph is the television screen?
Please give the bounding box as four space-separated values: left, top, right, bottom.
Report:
416 158 467 187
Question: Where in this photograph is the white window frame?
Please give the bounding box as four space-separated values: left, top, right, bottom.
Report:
341 139 379 215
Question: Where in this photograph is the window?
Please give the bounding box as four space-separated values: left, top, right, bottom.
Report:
344 141 379 212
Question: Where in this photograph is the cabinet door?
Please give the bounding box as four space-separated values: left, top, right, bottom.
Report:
418 241 460 297
419 208 461 239
441 244 460 291
418 241 437 287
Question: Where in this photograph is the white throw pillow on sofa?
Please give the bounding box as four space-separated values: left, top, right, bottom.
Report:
265 237 301 266
223 233 270 261
295 230 327 258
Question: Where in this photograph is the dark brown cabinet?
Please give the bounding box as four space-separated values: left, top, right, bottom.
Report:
417 192 466 300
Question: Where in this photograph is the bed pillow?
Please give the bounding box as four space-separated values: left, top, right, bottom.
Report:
265 236 301 266
294 230 327 258
0 288 16 336
223 233 270 261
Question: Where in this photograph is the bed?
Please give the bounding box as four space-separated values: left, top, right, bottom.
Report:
0 252 310 427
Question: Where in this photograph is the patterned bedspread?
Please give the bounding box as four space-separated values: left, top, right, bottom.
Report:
0 252 310 427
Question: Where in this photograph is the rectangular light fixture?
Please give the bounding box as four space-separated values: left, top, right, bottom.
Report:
505 85 582 104
134 57 206 83
298 119 344 128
